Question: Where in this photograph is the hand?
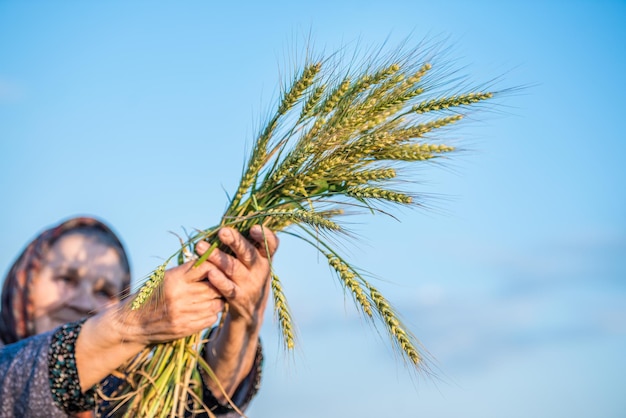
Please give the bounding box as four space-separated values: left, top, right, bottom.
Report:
121 243 227 346
197 225 278 332
76 239 227 391
77 235 271 392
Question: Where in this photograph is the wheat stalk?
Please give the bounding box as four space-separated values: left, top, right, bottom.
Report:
114 39 498 416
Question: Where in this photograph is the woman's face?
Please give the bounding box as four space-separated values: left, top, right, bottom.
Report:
30 230 127 334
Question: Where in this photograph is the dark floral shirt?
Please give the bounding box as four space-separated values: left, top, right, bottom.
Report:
0 321 261 418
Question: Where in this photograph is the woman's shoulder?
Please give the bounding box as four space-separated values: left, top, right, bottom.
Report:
0 330 54 355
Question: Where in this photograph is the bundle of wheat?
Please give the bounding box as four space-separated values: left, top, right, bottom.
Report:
114 40 497 417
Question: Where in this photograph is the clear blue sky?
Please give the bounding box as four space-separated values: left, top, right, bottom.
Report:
1 1 625 417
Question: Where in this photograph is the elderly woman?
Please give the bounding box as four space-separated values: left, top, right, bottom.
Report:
0 217 278 417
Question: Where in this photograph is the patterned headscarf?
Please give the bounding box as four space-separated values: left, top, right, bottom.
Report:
0 217 131 345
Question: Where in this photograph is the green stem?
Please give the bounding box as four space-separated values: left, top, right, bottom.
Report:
193 239 219 267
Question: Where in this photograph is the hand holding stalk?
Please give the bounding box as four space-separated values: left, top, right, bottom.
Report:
121 39 498 416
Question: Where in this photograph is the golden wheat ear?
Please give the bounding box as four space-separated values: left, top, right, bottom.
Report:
271 273 297 350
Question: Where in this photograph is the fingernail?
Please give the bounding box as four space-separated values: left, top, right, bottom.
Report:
220 228 233 241
196 241 208 251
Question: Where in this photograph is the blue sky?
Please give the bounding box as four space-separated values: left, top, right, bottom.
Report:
1 1 625 417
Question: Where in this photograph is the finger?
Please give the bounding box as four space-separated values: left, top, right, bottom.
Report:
249 225 279 258
161 278 221 312
167 299 225 337
207 267 239 300
206 246 255 285
186 281 222 301
180 260 216 283
171 241 220 282
195 240 216 257
218 227 258 268
179 299 225 323
171 293 224 315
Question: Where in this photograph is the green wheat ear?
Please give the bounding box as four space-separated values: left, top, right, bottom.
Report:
326 254 373 317
271 273 296 350
367 284 422 366
345 186 413 204
131 262 167 310
225 62 323 216
412 92 493 114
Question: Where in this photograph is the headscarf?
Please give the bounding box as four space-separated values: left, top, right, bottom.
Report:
0 217 131 345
